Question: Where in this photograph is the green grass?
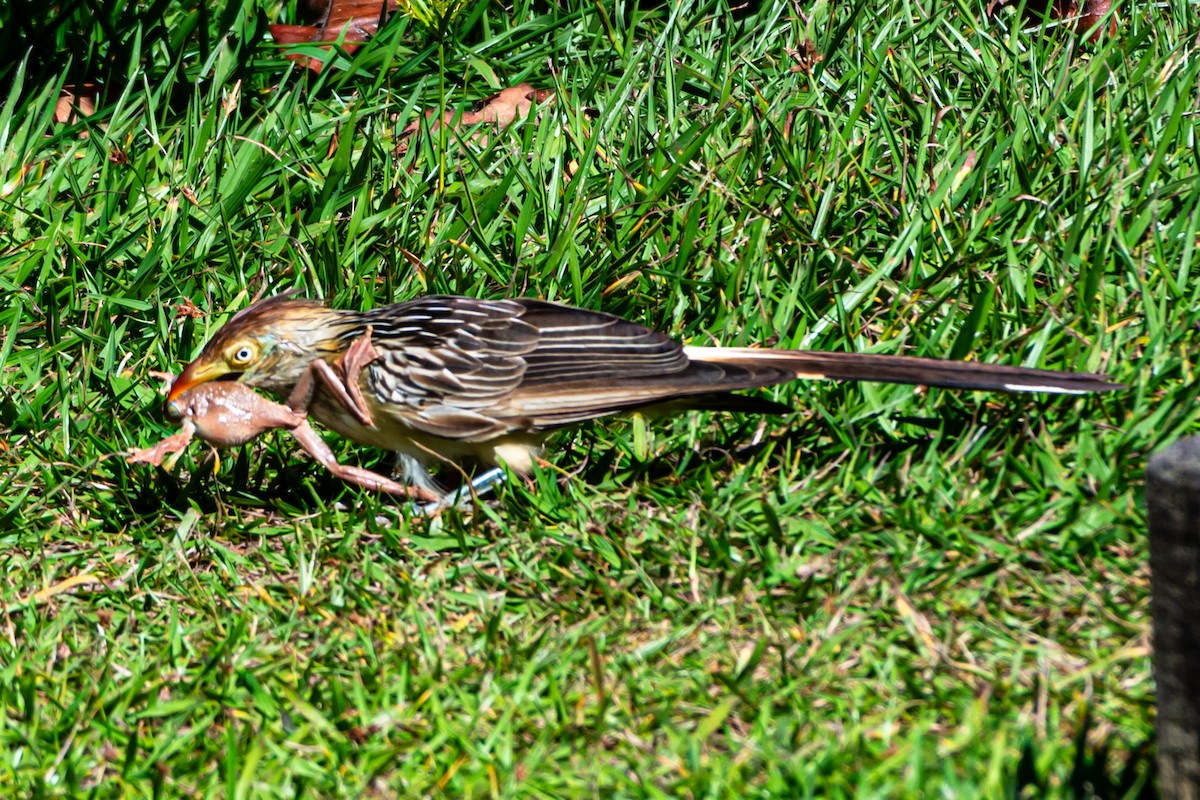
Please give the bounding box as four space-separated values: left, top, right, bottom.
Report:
0 0 1195 795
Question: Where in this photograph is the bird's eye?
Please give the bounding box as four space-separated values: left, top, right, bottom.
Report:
228 343 256 367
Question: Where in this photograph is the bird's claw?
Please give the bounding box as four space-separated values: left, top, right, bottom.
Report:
412 467 507 515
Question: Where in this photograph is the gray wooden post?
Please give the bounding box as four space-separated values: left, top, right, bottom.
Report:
1148 436 1200 799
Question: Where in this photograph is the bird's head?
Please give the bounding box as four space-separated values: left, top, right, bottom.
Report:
167 295 344 404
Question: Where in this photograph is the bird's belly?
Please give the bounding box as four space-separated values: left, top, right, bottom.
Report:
306 393 544 473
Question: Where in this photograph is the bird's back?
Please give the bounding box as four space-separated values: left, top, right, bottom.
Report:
342 296 797 438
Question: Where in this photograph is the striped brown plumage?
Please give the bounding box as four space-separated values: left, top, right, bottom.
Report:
167 294 1120 493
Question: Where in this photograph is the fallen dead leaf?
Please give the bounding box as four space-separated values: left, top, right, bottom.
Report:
396 83 555 152
175 298 204 320
54 84 102 138
269 0 398 71
990 0 1117 42
787 39 824 75
1074 0 1116 40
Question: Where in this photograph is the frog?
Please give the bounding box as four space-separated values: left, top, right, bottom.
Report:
127 328 440 502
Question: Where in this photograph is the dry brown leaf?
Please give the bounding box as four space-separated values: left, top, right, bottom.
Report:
397 83 555 152
269 0 398 72
54 84 101 132
989 0 1117 41
787 40 824 75
175 299 205 320
1074 0 1116 41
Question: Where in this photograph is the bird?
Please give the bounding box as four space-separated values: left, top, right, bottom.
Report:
166 293 1121 497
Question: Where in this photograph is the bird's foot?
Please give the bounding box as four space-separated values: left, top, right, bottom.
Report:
412 467 507 515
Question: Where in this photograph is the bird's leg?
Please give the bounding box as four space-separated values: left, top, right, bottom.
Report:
396 439 505 514
413 467 507 515
284 326 378 428
286 419 441 502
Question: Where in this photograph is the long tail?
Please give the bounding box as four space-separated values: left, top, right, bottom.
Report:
684 347 1122 395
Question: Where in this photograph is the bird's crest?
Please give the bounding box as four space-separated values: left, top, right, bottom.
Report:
201 293 327 353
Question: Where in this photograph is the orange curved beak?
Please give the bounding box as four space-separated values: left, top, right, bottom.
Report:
166 359 232 404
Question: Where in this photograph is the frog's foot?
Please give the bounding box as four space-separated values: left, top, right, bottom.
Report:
336 326 379 428
126 420 198 467
288 419 440 502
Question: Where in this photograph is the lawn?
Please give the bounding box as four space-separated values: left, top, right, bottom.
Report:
1 0 1197 795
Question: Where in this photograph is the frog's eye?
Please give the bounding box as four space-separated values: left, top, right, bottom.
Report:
227 342 258 368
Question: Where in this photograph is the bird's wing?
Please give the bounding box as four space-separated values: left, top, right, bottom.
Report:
512 299 692 383
358 297 534 405
352 297 782 439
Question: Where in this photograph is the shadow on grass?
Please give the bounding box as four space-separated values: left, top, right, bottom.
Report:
1014 710 1156 799
122 446 425 520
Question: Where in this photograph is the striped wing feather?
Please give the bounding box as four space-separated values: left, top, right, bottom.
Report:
345 297 792 438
